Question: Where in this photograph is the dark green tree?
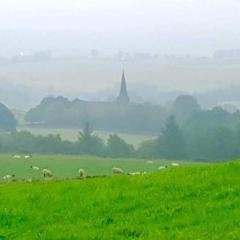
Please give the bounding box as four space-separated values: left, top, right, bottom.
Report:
137 139 158 158
107 134 134 158
158 115 186 159
77 122 105 155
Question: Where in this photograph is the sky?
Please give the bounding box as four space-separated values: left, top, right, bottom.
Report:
0 0 240 56
0 0 240 102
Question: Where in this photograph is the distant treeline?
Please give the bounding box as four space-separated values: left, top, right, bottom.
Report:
0 123 135 158
1 95 240 161
25 96 168 133
1 111 240 161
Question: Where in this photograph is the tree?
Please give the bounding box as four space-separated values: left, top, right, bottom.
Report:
158 116 186 159
77 122 105 155
187 126 238 161
137 139 158 158
172 95 201 124
107 134 134 158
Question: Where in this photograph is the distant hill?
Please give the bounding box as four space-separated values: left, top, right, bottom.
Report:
0 102 17 131
0 79 44 110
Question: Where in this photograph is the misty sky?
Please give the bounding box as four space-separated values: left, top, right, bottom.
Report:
0 0 240 100
0 0 240 56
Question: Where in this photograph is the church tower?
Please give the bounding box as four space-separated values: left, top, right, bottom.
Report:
117 70 130 105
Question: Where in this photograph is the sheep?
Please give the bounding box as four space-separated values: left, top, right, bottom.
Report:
128 171 148 176
112 167 124 175
128 172 141 176
3 174 15 183
158 165 168 170
12 155 21 159
30 165 40 172
171 162 180 167
24 154 32 159
78 168 86 179
146 160 153 164
42 169 53 178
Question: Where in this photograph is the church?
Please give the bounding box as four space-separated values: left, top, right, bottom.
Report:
116 71 130 105
26 71 131 124
76 70 131 112
25 70 166 133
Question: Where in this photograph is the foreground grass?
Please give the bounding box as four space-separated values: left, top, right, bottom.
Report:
0 161 239 239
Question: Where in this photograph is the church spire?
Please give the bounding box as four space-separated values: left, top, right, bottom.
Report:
117 70 130 105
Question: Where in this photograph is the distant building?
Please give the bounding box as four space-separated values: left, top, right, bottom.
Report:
116 70 130 105
25 70 167 133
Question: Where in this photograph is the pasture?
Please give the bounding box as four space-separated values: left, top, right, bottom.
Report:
0 154 183 181
0 159 239 239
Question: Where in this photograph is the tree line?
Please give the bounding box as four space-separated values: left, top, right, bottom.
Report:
0 123 134 158
1 95 240 161
1 115 240 161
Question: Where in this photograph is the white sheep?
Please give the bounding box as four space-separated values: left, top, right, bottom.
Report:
171 162 180 167
12 155 21 159
158 166 168 170
25 178 32 183
146 160 153 164
128 172 141 176
24 154 32 159
42 169 53 178
3 174 15 183
78 168 86 179
112 167 124 175
30 165 40 172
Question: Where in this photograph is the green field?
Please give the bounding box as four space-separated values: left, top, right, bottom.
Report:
0 155 181 180
0 156 239 239
17 126 156 147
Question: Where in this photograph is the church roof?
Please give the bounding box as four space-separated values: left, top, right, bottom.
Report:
117 70 130 104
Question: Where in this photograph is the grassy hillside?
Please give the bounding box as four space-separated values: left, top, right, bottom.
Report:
0 160 239 239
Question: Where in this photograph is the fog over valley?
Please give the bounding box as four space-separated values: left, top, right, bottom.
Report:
0 0 240 110
1 57 240 109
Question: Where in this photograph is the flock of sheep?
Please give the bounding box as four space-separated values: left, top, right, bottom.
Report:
2 155 180 183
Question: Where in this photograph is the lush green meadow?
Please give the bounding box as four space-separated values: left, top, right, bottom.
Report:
0 154 178 180
0 157 239 239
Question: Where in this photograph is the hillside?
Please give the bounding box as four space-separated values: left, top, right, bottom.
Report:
0 102 17 132
0 160 239 239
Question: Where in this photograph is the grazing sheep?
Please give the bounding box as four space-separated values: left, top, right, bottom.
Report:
30 165 40 172
158 166 168 170
25 178 32 183
42 169 53 178
171 162 180 167
3 174 15 183
128 172 141 176
146 160 153 164
78 168 86 179
129 171 148 176
112 167 124 175
12 155 21 159
24 154 32 159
